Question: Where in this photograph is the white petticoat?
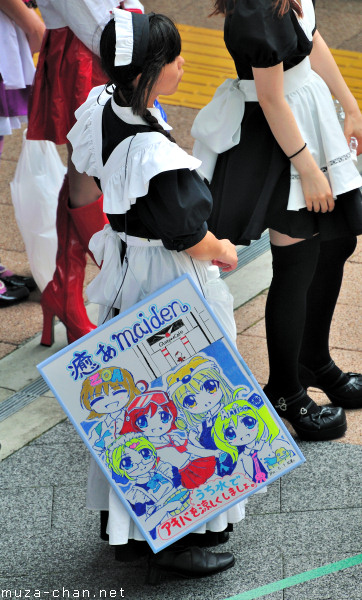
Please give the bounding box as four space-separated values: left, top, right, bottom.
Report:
85 226 246 544
192 57 362 211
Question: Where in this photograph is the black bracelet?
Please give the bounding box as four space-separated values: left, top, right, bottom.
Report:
287 142 307 160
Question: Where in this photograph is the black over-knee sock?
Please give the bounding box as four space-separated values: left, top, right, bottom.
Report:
299 235 357 383
265 236 320 397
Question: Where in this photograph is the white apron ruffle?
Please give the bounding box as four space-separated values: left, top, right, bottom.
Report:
86 226 245 544
192 57 362 211
67 88 201 215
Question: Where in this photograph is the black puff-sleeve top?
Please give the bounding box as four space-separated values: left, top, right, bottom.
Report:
224 0 316 79
100 98 212 252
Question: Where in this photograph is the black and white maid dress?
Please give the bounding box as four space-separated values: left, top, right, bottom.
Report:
191 0 362 246
67 85 244 545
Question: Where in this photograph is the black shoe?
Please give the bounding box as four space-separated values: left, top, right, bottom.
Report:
100 510 109 541
182 530 230 548
114 539 151 562
299 360 362 410
0 266 36 291
0 280 29 307
146 545 235 585
264 386 347 441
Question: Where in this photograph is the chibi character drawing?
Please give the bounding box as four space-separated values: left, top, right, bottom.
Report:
166 355 244 451
211 396 282 483
121 389 217 489
80 366 141 456
106 433 190 539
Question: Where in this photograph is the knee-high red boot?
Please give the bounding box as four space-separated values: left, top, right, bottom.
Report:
40 177 104 346
68 194 108 265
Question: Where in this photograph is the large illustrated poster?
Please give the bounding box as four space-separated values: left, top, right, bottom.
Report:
38 275 305 552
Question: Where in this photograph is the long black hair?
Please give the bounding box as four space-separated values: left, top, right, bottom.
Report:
100 13 181 140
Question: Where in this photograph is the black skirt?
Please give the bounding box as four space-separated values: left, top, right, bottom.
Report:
208 102 362 246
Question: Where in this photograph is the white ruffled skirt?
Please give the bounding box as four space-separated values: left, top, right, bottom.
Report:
85 226 246 545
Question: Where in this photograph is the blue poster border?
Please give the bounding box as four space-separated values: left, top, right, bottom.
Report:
38 273 305 553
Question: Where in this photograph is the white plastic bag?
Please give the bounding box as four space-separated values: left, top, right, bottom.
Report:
10 129 66 291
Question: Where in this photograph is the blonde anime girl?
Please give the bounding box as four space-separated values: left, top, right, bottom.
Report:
166 355 245 451
106 433 190 540
211 396 281 483
80 366 141 455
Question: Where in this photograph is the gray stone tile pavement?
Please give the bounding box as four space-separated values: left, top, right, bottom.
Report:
0 1 361 598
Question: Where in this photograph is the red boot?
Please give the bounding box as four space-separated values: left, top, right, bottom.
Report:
68 194 108 264
40 177 98 346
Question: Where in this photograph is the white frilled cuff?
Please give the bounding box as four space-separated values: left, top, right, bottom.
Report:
87 225 124 307
113 7 134 66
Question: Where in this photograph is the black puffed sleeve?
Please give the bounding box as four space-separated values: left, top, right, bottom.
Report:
136 168 212 251
228 0 298 68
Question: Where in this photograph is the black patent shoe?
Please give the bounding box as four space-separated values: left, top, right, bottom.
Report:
0 265 36 291
299 360 362 410
0 280 29 307
264 386 347 441
146 545 235 585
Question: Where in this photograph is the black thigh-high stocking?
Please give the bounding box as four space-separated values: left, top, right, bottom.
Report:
299 235 357 383
265 236 320 397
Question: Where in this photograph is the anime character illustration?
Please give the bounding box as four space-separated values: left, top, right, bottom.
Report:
106 433 190 539
211 396 285 482
80 366 141 456
166 355 246 451
264 447 296 470
121 389 217 489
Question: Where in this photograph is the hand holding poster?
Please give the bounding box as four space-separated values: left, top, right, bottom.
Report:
38 275 304 552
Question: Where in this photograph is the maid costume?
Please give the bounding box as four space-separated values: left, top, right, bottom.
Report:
67 8 244 546
191 0 362 245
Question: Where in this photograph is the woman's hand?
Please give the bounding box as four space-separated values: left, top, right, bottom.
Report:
186 232 238 271
299 166 335 213
211 239 238 272
344 110 362 154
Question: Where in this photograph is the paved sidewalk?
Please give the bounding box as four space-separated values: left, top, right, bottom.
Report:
0 1 361 598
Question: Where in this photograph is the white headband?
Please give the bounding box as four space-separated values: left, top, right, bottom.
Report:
113 7 134 66
112 6 151 68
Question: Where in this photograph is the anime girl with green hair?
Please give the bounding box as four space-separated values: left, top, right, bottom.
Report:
106 433 190 540
80 366 141 456
211 395 281 483
166 355 248 451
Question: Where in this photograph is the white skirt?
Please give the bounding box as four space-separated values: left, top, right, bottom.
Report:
85 227 246 545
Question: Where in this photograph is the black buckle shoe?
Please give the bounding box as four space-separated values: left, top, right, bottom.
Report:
264 386 347 441
299 360 362 409
146 546 235 585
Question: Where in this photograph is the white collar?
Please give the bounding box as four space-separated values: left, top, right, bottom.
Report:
111 95 173 131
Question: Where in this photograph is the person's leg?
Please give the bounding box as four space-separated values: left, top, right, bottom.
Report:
299 235 361 408
40 146 108 345
265 232 319 397
263 230 346 440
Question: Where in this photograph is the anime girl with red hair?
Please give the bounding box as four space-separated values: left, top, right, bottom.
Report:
121 389 217 489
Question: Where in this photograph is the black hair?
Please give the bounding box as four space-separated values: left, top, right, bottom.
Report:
100 13 181 141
